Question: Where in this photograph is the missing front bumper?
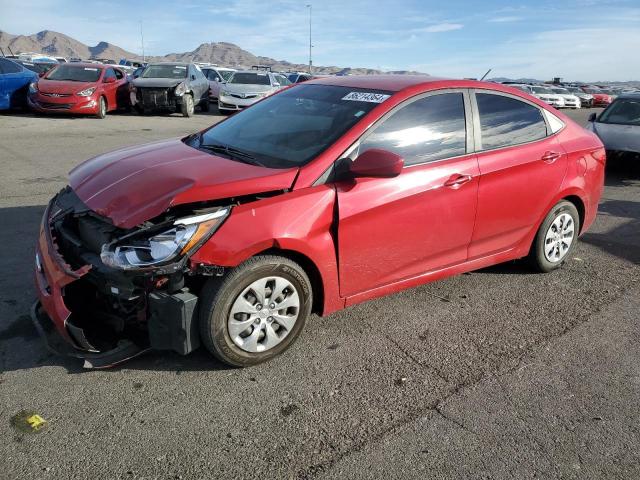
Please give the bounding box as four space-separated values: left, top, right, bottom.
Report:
31 301 150 369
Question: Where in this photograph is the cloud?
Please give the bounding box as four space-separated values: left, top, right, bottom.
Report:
421 23 464 33
489 16 522 23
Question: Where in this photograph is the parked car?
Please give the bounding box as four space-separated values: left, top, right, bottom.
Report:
529 85 565 108
548 87 581 109
565 86 594 108
32 76 605 368
14 59 57 76
0 57 38 110
586 93 640 162
218 70 290 113
199 66 236 101
287 72 313 84
130 62 210 117
28 63 129 118
581 86 612 107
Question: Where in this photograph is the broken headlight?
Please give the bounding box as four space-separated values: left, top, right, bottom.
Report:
175 82 186 96
100 208 230 270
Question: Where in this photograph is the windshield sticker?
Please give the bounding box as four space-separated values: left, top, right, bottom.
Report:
354 110 366 117
84 68 98 71
342 92 391 103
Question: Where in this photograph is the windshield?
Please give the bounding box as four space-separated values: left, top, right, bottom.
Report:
287 74 299 82
598 98 640 126
193 84 392 168
531 86 550 94
142 64 187 79
228 72 271 85
46 65 102 82
219 70 234 81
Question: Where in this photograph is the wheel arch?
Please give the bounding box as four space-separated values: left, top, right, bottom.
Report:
252 247 325 316
562 194 586 234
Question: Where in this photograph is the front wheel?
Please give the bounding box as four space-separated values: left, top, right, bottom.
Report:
181 94 194 117
199 255 312 367
96 97 107 119
529 200 580 272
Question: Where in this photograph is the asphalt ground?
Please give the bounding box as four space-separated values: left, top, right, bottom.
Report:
0 106 639 479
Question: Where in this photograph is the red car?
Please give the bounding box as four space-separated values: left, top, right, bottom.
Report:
581 86 612 107
28 63 129 118
32 76 606 368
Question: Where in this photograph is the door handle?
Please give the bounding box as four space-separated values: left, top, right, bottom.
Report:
541 151 561 163
444 174 472 188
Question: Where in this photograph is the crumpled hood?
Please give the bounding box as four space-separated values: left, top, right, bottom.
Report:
132 78 183 89
38 79 95 95
589 122 640 153
69 138 298 228
222 83 275 95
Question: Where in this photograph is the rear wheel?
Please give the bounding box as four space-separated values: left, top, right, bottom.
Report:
181 94 194 117
96 97 107 119
529 200 579 272
199 255 312 367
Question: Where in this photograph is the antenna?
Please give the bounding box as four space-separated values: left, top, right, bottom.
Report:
480 68 492 81
306 4 312 74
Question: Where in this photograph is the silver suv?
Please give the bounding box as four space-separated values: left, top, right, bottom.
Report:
218 70 291 113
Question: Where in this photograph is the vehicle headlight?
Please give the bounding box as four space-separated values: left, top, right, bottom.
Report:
175 82 186 96
100 208 230 270
77 87 96 97
29 82 38 94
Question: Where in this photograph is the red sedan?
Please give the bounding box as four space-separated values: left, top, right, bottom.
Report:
28 63 129 118
581 86 613 107
32 76 605 368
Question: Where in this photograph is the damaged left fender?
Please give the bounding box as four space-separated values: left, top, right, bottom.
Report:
190 185 344 315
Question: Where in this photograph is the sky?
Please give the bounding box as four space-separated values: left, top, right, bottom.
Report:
2 0 640 81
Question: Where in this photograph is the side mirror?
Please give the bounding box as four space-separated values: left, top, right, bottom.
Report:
588 112 597 122
104 76 116 83
350 149 404 178
273 82 280 87
214 77 220 82
38 71 45 77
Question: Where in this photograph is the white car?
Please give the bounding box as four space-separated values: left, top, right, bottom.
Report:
218 70 291 113
548 87 581 109
528 85 565 108
199 65 237 101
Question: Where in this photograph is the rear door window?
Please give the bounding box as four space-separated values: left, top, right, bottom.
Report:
359 92 467 166
476 93 548 150
0 58 22 74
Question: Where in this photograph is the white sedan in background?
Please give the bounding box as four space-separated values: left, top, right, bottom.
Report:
218 70 291 113
200 65 236 101
528 85 565 108
548 87 581 109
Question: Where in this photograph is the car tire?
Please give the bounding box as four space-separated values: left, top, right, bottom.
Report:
200 98 210 112
135 105 145 115
199 255 312 367
218 108 233 116
528 200 580 273
181 94 194 117
96 97 107 119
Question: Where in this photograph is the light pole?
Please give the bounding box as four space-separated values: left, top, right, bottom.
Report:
139 21 145 62
306 4 312 74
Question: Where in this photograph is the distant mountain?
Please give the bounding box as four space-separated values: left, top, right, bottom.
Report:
0 30 138 61
0 30 424 76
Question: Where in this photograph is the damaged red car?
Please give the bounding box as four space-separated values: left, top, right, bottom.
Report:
32 76 606 368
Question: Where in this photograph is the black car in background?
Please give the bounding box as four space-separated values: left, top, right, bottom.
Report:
129 62 210 117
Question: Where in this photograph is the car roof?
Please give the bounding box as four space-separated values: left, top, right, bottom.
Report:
618 92 640 99
305 74 562 96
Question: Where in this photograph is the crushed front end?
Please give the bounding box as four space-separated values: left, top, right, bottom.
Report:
32 187 229 368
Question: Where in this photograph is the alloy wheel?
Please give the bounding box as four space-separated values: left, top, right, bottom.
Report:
227 276 300 353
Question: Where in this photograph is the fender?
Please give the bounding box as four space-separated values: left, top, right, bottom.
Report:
189 185 344 315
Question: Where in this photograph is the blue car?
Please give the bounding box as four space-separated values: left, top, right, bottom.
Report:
0 57 38 110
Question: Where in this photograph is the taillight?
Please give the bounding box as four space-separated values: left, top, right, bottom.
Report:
590 147 606 165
